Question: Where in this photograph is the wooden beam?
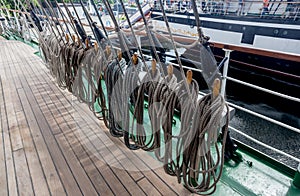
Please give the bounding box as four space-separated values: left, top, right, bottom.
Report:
211 42 300 63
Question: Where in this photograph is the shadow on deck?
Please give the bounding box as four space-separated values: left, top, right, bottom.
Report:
0 39 190 195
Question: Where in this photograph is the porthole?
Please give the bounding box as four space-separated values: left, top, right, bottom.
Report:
283 30 288 35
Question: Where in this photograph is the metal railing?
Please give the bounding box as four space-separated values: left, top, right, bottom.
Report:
169 46 300 165
1 5 299 166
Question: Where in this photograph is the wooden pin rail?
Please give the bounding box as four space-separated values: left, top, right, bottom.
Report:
211 42 300 63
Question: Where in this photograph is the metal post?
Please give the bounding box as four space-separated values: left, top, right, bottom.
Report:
117 0 119 26
88 0 92 15
220 49 232 97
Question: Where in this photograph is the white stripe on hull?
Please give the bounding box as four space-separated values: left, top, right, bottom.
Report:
153 20 300 55
152 11 300 30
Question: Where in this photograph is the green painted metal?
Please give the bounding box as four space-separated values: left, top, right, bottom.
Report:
293 164 300 189
234 140 296 178
1 34 39 51
137 98 299 195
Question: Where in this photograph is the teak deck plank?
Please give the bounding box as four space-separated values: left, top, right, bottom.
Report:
17 88 66 196
9 45 51 196
29 56 147 195
0 42 18 196
15 53 85 195
0 39 190 196
2 46 35 196
13 149 34 196
0 77 8 196
26 53 129 196
9 45 66 195
137 177 161 196
15 111 51 196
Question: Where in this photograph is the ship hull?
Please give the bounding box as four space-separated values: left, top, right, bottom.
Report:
151 11 300 55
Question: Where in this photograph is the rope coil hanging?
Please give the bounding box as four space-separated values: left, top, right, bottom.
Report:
23 0 231 194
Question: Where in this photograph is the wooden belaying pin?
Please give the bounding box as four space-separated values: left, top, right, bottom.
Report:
186 70 193 85
105 45 111 57
65 34 69 43
151 59 156 75
132 52 138 65
85 38 89 48
167 64 173 77
71 34 76 43
94 42 98 52
213 78 221 99
117 49 122 61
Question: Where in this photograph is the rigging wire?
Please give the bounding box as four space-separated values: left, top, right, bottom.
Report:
12 1 230 194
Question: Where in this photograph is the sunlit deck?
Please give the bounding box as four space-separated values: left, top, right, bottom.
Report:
0 38 191 195
1 38 299 196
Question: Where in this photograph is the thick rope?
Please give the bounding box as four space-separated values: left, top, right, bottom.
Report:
26 1 230 194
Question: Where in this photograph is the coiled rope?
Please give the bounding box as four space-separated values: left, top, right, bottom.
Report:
26 0 231 194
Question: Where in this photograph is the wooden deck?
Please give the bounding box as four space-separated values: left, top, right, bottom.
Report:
0 39 190 196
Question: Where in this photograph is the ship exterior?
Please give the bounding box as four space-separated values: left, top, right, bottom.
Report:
151 10 300 54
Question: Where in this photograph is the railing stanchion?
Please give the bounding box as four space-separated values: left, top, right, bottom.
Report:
221 48 232 97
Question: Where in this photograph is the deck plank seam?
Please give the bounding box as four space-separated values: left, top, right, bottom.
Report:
46 67 181 195
27 53 152 195
10 43 69 195
0 75 9 196
35 72 131 196
135 176 146 183
0 41 19 196
53 86 178 195
16 48 95 195
10 66 53 195
8 42 52 196
38 89 109 195
1 39 190 194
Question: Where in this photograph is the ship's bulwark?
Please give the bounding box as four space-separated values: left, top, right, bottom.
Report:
140 35 300 169
0 37 299 195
